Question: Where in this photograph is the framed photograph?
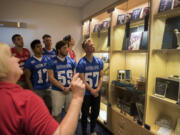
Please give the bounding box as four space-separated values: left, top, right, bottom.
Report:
101 21 110 30
101 53 109 63
117 14 126 25
131 8 142 21
158 0 173 13
128 31 142 50
154 78 168 97
173 0 180 8
93 24 100 33
141 7 150 18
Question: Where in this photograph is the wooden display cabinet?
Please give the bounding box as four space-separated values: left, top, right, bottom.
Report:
93 49 110 127
90 12 111 52
93 52 110 105
90 12 111 125
110 105 154 135
145 0 180 134
82 0 180 134
108 0 151 134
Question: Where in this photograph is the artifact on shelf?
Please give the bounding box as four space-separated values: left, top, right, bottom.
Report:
136 81 146 91
141 7 150 18
117 69 131 81
173 0 180 8
175 118 180 135
155 115 172 129
162 17 180 49
174 28 180 49
136 102 144 122
154 77 180 101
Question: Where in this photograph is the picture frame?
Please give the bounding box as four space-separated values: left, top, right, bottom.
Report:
128 31 142 50
154 78 168 97
158 0 173 13
93 24 100 33
131 8 142 21
101 20 110 30
117 14 126 25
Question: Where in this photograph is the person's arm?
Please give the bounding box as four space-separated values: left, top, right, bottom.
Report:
73 68 76 75
53 73 85 135
25 74 85 135
79 73 99 97
24 68 33 90
47 69 69 92
79 73 94 92
95 70 103 93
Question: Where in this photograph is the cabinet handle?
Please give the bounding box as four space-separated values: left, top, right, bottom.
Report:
118 130 121 135
119 123 124 129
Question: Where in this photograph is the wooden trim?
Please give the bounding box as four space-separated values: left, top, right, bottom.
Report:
82 0 127 23
152 49 180 54
154 7 180 19
143 0 153 124
150 95 179 109
112 50 148 53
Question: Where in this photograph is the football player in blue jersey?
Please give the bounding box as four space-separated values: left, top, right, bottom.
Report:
24 39 52 113
42 34 56 58
47 40 76 122
76 38 104 135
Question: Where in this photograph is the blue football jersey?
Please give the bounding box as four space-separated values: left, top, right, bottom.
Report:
24 55 50 90
47 56 76 91
42 48 56 58
76 56 104 95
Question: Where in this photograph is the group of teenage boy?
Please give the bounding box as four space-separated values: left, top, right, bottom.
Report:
10 33 104 135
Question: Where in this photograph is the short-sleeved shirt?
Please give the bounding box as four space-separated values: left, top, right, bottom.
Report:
76 56 104 95
0 82 58 135
42 48 56 59
47 56 76 91
67 48 76 61
11 47 30 82
24 55 50 90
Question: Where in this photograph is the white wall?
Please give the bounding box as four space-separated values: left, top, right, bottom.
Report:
0 0 82 60
82 0 119 20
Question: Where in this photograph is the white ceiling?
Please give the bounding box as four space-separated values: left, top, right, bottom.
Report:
29 0 92 8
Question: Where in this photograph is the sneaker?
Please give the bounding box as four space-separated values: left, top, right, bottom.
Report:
90 132 97 135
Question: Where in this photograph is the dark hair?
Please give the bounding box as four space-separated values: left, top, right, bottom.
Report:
12 34 21 42
31 40 41 50
55 40 67 55
63 35 71 42
82 39 86 49
42 34 51 40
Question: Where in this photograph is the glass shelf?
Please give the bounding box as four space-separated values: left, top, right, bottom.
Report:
150 95 180 110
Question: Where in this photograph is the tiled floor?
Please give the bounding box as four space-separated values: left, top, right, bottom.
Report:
75 120 113 135
60 109 113 135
